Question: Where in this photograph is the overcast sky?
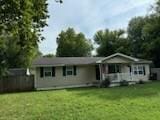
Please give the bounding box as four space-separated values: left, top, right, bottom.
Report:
40 0 154 55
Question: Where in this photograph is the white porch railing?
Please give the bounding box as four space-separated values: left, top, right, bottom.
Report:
103 73 134 82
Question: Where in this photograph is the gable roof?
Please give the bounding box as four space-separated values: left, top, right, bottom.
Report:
96 53 152 64
33 53 152 67
96 53 138 63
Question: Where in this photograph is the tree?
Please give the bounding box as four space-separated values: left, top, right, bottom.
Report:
127 17 147 58
94 29 131 57
127 0 160 67
154 0 160 15
142 16 160 67
0 28 8 77
0 0 48 68
56 28 93 57
43 54 55 57
0 41 7 77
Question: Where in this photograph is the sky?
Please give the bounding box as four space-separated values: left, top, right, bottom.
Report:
40 0 155 55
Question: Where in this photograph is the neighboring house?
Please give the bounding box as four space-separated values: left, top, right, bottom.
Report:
151 68 160 80
8 68 30 76
31 53 152 90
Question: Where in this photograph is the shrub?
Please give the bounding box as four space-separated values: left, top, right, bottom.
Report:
139 80 145 84
150 73 157 81
100 78 111 88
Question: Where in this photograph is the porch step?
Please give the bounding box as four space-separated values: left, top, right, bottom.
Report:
109 81 136 87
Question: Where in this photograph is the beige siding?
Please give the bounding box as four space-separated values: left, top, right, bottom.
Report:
103 56 133 64
121 65 130 73
132 64 150 82
34 65 97 89
120 64 150 82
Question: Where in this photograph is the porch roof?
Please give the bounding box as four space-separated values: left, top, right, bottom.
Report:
96 53 152 64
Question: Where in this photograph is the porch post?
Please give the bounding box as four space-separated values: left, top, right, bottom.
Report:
130 64 133 81
117 73 120 82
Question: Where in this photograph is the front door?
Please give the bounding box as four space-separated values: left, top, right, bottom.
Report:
95 65 100 80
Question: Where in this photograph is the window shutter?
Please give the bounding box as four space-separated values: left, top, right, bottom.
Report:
73 66 77 76
95 65 100 80
52 67 55 77
40 67 44 78
143 66 146 75
63 66 66 76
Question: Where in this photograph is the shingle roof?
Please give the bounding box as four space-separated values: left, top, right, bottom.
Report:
8 68 27 76
33 57 104 66
136 59 152 64
32 53 152 67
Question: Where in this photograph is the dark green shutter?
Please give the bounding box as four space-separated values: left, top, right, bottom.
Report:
63 66 66 76
129 66 132 73
52 67 55 77
143 66 146 75
40 67 44 78
73 66 77 76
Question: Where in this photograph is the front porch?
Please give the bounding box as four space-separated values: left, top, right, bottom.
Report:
104 72 134 83
94 53 150 87
98 64 140 85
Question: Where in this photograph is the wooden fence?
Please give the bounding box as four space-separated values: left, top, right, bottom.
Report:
0 75 34 93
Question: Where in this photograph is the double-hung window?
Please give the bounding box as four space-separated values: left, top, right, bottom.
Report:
63 66 77 76
66 66 74 76
133 65 145 75
44 67 52 77
40 67 55 78
138 66 143 75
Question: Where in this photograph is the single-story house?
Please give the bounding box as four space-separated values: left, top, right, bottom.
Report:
31 53 152 90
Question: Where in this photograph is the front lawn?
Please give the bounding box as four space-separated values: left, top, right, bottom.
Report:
1 82 160 120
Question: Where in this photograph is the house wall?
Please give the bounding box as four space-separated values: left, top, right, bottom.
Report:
121 64 150 82
33 65 97 89
103 56 133 64
121 65 130 73
131 64 150 82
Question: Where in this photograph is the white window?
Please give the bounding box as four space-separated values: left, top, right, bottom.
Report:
44 67 52 77
138 66 143 75
133 66 138 75
133 65 144 75
66 66 74 75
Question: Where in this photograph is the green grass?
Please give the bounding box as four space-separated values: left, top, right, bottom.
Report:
1 82 160 120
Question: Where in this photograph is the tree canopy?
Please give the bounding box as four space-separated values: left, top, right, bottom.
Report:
0 0 48 70
94 0 160 67
43 54 55 58
127 16 147 58
94 29 130 57
56 28 93 57
127 0 160 67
